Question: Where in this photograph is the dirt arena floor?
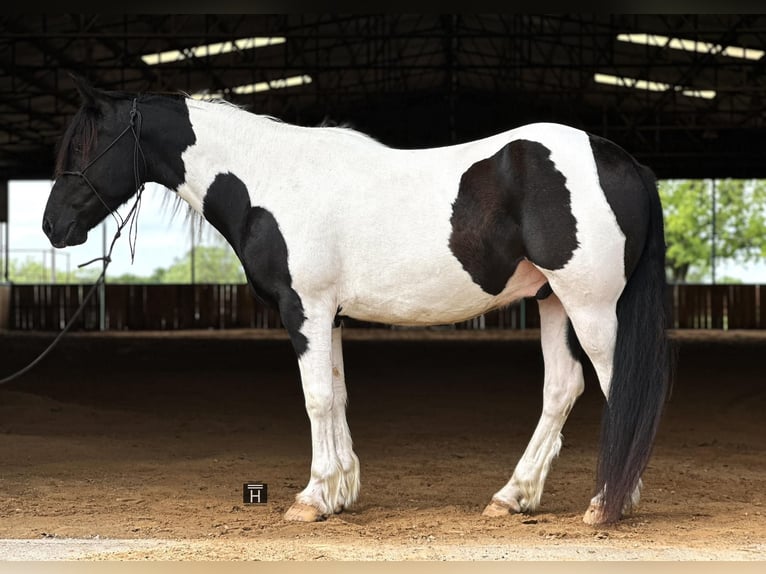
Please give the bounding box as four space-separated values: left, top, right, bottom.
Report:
0 328 764 560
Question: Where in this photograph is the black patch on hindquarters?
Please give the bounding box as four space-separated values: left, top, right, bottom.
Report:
449 139 578 295
203 172 308 357
448 150 524 295
588 134 650 278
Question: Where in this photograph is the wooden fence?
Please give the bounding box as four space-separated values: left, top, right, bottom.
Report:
669 283 765 329
5 283 764 331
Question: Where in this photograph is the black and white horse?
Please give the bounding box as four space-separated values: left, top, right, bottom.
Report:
43 77 669 525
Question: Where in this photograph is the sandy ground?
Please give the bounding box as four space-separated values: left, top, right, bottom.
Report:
0 329 764 561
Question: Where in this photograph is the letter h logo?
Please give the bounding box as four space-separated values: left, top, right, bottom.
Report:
243 482 268 504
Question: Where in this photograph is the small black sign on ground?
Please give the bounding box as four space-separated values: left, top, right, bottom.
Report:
243 482 267 504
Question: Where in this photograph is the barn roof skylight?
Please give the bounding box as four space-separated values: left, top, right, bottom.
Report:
190 74 313 100
141 36 286 66
594 73 716 100
616 33 764 61
231 74 312 95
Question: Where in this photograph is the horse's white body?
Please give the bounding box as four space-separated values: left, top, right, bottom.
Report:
175 100 629 521
179 102 624 326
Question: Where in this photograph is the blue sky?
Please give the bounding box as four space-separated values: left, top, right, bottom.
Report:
6 179 766 283
7 180 217 279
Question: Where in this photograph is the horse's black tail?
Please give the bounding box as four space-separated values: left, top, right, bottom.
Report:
595 164 671 523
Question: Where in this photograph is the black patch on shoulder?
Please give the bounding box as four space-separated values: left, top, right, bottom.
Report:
535 282 553 300
588 134 650 278
202 173 250 244
449 139 578 295
203 172 308 356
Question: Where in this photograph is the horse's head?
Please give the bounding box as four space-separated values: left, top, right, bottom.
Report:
43 76 145 248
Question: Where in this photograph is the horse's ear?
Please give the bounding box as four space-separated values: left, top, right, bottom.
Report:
69 73 102 108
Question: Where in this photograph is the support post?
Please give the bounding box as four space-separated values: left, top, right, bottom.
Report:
1 181 10 330
190 219 196 284
1 180 8 283
711 179 717 285
99 221 106 331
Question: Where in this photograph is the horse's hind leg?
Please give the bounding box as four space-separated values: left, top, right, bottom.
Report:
561 296 642 523
483 293 584 517
564 301 644 524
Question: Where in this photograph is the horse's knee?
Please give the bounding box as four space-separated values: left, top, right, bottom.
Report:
303 386 334 417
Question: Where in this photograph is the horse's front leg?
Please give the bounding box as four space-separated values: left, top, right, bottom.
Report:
283 301 357 522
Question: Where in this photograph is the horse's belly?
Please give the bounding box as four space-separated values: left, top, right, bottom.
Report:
339 259 547 326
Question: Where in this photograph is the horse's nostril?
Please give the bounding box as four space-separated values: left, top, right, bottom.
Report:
42 217 53 236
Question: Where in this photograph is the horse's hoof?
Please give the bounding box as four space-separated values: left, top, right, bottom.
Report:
284 502 325 522
582 503 607 525
482 498 520 517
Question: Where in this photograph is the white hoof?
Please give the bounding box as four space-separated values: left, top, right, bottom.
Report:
482 498 521 517
284 502 326 522
582 503 607 525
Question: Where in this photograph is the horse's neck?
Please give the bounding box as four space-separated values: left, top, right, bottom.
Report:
171 100 300 212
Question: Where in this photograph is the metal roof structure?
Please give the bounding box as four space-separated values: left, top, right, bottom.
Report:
1 14 765 181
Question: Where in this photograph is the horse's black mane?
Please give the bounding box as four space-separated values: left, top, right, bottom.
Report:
54 104 97 178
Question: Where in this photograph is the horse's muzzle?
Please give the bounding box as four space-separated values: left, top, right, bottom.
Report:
43 218 88 248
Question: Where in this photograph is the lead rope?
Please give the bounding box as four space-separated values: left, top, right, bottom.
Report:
0 99 146 386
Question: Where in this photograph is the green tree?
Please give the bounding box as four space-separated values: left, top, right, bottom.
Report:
6 243 246 284
159 244 246 284
5 257 100 284
7 258 49 283
72 267 101 283
659 179 766 282
110 272 155 284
